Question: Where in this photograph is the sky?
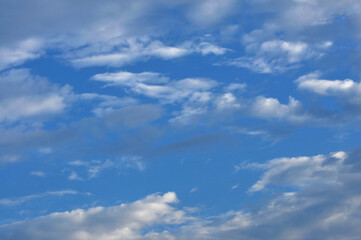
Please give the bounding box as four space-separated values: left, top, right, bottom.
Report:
1 0 361 239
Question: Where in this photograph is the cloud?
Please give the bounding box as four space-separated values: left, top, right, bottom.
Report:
92 71 218 103
228 38 332 73
78 93 138 117
0 192 188 240
252 0 361 35
0 38 43 71
215 93 241 110
180 149 361 239
0 190 82 207
297 72 361 105
0 0 233 71
0 69 71 123
68 156 145 180
71 39 227 68
248 151 346 192
185 0 239 26
250 96 309 122
2 149 361 239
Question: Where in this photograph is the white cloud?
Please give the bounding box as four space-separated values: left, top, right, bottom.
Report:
186 0 239 26
71 39 227 68
91 71 168 87
68 156 145 180
0 69 71 123
79 93 138 117
250 96 309 122
228 38 332 73
0 38 43 71
0 190 81 206
216 93 241 110
92 71 218 103
297 72 361 105
249 151 346 192
68 171 83 181
0 192 188 240
169 106 208 125
2 149 361 239
178 149 361 240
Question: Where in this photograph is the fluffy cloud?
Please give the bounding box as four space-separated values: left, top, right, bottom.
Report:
297 72 361 105
0 192 188 240
250 96 310 122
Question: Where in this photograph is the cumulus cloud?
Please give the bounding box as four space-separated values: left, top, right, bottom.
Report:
297 72 361 105
0 192 188 240
250 96 309 122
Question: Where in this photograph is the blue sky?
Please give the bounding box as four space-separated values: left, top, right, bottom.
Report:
1 0 361 239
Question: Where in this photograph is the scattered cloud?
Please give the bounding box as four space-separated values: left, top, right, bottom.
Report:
3 148 361 239
228 38 332 73
0 69 71 123
70 39 227 68
297 72 361 105
92 71 218 103
0 38 43 71
0 192 188 240
249 151 346 192
250 96 309 122
68 156 145 180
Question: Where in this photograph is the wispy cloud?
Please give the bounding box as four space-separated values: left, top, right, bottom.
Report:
0 190 87 207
